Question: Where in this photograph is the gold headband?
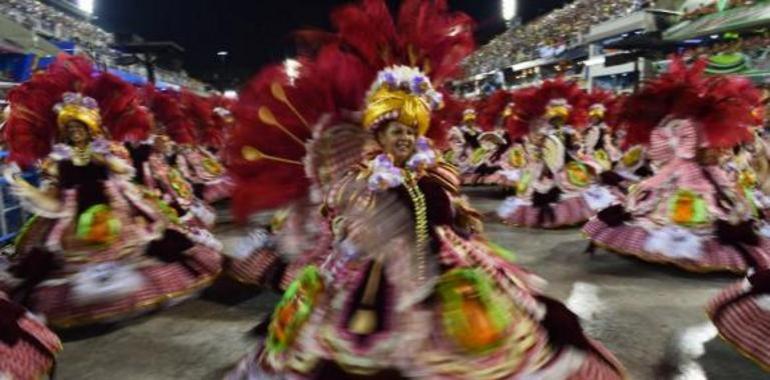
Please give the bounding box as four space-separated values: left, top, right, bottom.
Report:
362 87 431 136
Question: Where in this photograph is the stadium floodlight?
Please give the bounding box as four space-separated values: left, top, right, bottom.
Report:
217 51 229 57
502 0 517 22
284 59 301 84
78 0 94 14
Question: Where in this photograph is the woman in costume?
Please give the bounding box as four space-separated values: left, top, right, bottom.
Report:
583 58 770 274
497 80 619 229
0 55 222 328
126 87 217 229
0 291 61 379
226 1 626 379
475 91 532 192
176 91 233 204
580 90 653 192
452 109 484 185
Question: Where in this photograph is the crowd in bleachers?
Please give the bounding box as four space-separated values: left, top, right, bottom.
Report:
463 0 651 76
680 0 755 20
0 0 206 90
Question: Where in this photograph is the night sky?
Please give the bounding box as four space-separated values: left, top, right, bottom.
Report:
94 0 568 87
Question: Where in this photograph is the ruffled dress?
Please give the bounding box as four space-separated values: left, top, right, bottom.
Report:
226 155 626 380
176 146 234 203
1 140 222 328
0 290 61 380
127 141 216 228
498 128 619 229
707 269 770 371
583 120 770 273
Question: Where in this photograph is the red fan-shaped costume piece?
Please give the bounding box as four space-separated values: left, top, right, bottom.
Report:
621 56 761 149
181 90 223 148
508 78 588 138
477 90 510 131
144 87 196 144
5 53 152 166
227 0 476 219
86 72 153 143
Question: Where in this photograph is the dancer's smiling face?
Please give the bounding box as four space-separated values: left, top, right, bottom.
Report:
377 121 417 167
66 121 90 145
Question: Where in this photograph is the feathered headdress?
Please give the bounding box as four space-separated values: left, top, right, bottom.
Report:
430 89 473 149
362 65 442 136
507 78 588 137
227 0 475 219
5 54 151 166
143 86 196 144
585 89 614 123
211 94 237 138
180 90 223 148
621 56 761 149
476 90 528 140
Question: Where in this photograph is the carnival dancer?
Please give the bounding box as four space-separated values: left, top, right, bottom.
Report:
476 90 531 191
453 108 484 184
466 131 507 185
583 57 770 274
176 91 233 204
582 90 654 192
126 87 217 228
497 79 618 228
225 1 626 379
0 290 61 379
1 55 222 328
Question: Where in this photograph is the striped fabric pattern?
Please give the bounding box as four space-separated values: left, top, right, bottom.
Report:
26 245 221 328
226 248 281 287
583 219 770 273
707 280 770 370
0 292 61 380
502 196 595 229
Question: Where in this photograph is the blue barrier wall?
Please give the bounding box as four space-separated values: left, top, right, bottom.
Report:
0 151 39 246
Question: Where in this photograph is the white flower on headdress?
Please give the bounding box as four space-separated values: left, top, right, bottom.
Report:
54 92 98 113
589 103 607 112
213 107 232 118
368 154 404 191
547 98 572 110
366 65 442 111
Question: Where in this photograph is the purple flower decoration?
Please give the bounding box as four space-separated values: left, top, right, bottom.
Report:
82 96 99 109
383 72 397 87
416 136 430 151
368 154 404 191
411 76 426 94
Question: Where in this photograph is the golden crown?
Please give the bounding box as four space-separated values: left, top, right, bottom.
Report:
54 92 102 137
362 66 442 136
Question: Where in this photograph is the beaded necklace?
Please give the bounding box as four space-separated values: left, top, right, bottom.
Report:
403 169 429 282
72 145 91 166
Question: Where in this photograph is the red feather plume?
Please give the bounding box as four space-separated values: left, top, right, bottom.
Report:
228 0 477 219
5 54 149 166
180 90 222 148
621 56 761 148
507 78 588 138
477 90 511 131
86 72 152 142
145 88 196 144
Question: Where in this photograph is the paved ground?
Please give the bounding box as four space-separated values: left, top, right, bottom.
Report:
55 190 769 380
